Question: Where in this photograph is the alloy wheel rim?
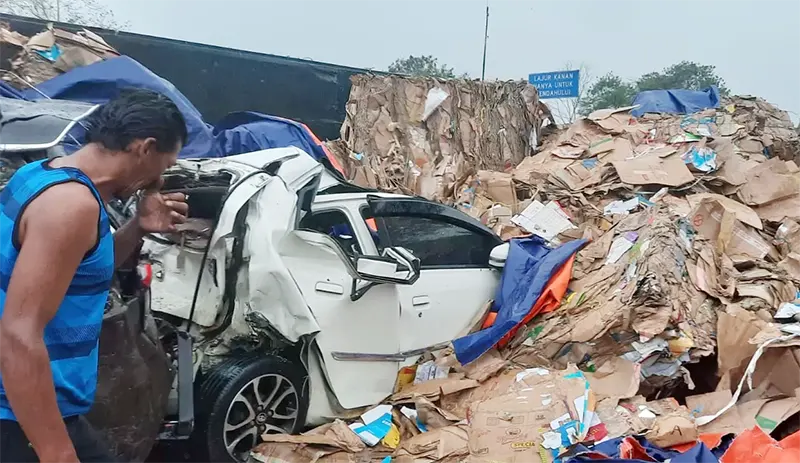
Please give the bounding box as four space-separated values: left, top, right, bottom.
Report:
223 373 299 461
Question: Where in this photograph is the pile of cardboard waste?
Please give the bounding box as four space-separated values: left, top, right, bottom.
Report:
0 22 118 88
301 80 800 462
250 331 800 463
328 74 554 205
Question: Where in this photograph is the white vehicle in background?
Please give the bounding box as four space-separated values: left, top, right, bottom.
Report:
139 147 506 461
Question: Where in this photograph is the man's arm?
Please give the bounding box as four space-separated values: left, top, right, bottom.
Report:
114 218 145 269
0 184 99 463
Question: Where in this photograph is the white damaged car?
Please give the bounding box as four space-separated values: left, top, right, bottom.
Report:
135 147 509 461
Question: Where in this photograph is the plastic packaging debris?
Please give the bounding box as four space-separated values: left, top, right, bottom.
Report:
605 232 638 264
511 200 576 241
349 405 394 446
604 198 640 216
413 360 449 384
682 145 718 172
400 406 427 433
775 301 800 322
421 87 450 121
380 424 400 449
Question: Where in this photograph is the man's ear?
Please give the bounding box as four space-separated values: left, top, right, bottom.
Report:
141 137 158 157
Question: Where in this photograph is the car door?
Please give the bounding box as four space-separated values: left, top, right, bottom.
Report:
280 207 401 409
366 196 503 354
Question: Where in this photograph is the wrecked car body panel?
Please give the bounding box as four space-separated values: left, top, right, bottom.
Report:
240 180 323 343
280 229 402 409
0 96 98 152
142 147 326 339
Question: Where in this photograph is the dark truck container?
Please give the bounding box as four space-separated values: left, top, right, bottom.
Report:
1 13 375 141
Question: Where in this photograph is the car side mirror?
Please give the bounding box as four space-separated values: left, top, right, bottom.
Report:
488 243 509 269
354 247 420 285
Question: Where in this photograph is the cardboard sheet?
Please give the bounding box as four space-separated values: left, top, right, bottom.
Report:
737 159 800 206
394 424 469 462
612 152 694 187
390 377 479 404
690 199 776 260
585 357 641 401
468 389 568 462
687 193 763 230
644 413 698 448
686 390 745 435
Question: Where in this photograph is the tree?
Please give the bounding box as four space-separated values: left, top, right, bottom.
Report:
388 55 456 79
579 73 637 116
0 0 127 29
548 62 593 124
636 61 729 96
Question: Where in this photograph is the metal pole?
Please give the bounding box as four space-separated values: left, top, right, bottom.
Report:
56 0 61 21
481 0 489 81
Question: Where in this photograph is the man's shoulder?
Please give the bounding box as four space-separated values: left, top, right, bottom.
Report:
22 183 101 244
32 182 100 216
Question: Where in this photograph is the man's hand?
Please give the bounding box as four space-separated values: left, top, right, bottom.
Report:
137 179 188 234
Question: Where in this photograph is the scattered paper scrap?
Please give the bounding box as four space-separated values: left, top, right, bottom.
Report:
512 200 576 241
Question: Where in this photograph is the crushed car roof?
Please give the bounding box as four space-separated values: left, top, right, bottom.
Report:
0 96 98 152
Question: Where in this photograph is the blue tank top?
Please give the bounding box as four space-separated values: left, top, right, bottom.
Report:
0 159 114 420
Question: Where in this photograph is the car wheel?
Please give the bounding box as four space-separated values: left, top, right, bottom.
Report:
194 354 308 462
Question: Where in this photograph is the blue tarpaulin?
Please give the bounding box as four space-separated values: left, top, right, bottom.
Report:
21 56 214 158
563 435 733 463
631 86 721 117
0 81 26 100
452 236 587 365
9 56 333 162
212 111 329 161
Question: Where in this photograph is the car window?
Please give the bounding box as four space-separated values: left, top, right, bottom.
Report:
299 210 363 257
375 216 498 268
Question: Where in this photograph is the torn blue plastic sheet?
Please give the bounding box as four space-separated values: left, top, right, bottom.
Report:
23 56 214 159
350 406 393 446
0 81 25 99
212 111 331 161
452 236 587 365
682 146 717 172
34 44 62 62
631 86 721 117
18 56 335 162
562 434 733 463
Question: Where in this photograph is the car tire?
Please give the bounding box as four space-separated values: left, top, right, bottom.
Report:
193 354 308 463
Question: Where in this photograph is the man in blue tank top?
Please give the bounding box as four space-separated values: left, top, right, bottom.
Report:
0 89 189 462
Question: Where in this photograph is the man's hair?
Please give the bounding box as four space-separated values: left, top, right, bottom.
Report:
85 88 188 153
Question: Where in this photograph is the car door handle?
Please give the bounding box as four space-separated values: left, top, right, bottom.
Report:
412 296 430 306
315 282 344 295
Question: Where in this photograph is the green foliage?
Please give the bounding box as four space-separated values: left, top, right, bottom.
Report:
636 61 729 95
388 55 456 79
581 61 728 115
579 73 637 116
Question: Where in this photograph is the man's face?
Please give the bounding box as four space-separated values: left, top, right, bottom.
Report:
115 137 181 199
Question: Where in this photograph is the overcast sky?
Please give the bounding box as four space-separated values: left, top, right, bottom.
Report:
102 0 799 122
